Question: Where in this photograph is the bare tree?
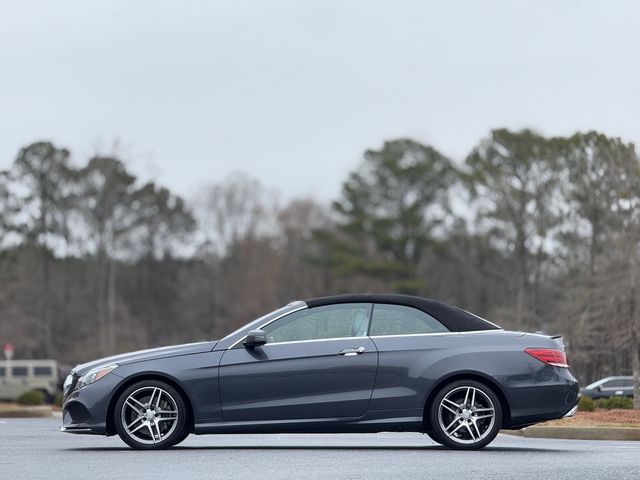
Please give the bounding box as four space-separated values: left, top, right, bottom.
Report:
560 141 640 408
196 172 277 256
7 142 73 357
274 198 331 300
77 156 141 355
558 132 635 276
195 172 278 335
466 129 563 329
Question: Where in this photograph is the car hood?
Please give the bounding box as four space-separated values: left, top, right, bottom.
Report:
72 341 217 376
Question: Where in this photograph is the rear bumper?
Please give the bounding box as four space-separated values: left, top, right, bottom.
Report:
563 403 579 418
505 367 580 428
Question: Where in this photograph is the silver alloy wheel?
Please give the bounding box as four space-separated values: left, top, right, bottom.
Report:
120 386 179 445
437 385 495 445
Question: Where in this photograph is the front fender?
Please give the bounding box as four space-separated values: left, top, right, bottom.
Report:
109 350 223 424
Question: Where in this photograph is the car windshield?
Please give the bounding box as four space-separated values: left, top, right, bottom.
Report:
585 380 605 389
220 303 304 341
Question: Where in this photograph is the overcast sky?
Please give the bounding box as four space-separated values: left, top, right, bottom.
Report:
1 1 639 202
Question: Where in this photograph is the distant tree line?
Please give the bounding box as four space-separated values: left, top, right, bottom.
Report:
0 131 638 406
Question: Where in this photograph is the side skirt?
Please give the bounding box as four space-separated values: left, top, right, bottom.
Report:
194 409 424 435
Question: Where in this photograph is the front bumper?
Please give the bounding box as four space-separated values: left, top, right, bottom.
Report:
60 426 100 435
61 371 123 436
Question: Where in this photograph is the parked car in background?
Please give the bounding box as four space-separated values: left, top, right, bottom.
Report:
0 360 59 402
580 376 634 399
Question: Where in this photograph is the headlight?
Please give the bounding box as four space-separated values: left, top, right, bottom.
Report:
63 374 73 391
62 373 74 397
78 364 118 389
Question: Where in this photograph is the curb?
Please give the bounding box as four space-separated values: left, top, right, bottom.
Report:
502 426 640 441
0 406 53 418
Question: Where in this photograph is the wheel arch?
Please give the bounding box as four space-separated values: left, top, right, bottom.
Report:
422 371 512 430
105 372 195 436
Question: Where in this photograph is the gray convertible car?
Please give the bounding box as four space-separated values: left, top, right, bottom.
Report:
61 294 579 450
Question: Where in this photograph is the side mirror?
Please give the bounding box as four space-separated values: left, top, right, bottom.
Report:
596 385 602 392
243 329 267 348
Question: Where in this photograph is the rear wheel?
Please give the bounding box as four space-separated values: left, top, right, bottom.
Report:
114 380 188 450
428 380 502 450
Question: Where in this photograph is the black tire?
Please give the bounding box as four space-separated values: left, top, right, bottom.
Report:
423 429 441 445
428 380 502 450
114 380 188 450
172 428 191 447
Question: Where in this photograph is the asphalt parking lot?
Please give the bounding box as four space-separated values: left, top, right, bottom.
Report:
1 418 639 480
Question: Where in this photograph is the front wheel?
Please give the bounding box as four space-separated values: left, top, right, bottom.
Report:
428 380 502 450
114 380 188 450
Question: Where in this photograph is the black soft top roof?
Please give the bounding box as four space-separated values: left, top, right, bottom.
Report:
304 294 500 333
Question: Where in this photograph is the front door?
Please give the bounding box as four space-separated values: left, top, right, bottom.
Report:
219 303 378 421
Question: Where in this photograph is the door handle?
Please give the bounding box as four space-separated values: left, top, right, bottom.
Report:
338 347 366 356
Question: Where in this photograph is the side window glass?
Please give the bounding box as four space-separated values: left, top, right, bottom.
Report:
604 380 624 388
370 304 449 336
12 367 28 377
263 304 371 343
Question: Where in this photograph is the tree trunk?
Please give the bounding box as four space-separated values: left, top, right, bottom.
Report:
61 218 72 339
515 223 528 330
633 344 640 410
38 185 53 358
532 243 544 319
96 247 108 356
107 258 117 354
629 239 640 409
41 245 52 358
589 218 599 277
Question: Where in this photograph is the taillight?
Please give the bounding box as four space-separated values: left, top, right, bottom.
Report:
524 348 569 368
